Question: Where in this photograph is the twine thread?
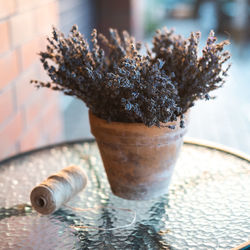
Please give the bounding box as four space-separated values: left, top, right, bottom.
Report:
65 204 136 231
30 165 136 231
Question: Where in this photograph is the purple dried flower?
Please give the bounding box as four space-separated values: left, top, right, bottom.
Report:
31 25 231 128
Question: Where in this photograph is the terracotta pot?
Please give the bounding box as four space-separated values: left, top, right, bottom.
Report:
89 111 189 200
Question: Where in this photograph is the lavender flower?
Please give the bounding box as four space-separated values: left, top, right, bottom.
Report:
31 25 231 128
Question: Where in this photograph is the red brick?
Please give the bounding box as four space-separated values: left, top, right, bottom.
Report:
40 101 62 138
42 100 61 125
23 91 47 127
42 84 61 102
15 0 37 12
35 1 59 35
37 60 60 99
48 118 62 144
0 50 19 89
9 10 35 48
36 135 49 149
15 64 41 107
0 111 24 152
0 87 15 124
0 0 16 20
38 62 51 82
0 143 18 160
0 21 10 55
19 122 41 152
20 100 62 152
20 36 42 70
39 34 49 51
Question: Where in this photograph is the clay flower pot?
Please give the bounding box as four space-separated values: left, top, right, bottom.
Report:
89 111 189 200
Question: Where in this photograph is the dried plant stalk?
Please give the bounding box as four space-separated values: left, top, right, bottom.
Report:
31 25 231 128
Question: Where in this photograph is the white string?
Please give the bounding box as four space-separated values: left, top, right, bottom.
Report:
30 165 88 215
64 204 136 231
31 165 136 231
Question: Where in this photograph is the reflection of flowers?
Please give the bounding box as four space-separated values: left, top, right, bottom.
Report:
31 25 230 128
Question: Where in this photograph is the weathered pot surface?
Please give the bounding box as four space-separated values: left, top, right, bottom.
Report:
89 111 189 200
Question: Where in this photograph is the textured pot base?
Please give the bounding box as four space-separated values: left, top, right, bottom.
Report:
110 182 171 200
106 162 176 200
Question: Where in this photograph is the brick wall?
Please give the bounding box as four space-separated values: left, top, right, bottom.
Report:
0 0 145 160
0 0 63 160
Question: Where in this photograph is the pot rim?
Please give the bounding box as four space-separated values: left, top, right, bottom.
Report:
88 110 189 130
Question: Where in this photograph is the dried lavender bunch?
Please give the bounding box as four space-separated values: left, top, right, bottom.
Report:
152 28 231 112
31 25 183 127
94 30 181 126
31 25 230 128
99 56 181 127
31 26 107 111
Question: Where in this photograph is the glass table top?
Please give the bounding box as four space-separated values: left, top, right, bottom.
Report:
0 139 249 249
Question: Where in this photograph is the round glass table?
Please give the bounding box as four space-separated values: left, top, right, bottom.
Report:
0 139 249 249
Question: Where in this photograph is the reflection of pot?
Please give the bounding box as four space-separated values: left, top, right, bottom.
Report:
89 111 189 200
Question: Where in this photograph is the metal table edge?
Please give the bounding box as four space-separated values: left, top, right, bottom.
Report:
184 136 250 162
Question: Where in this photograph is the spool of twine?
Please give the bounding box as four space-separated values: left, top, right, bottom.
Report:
30 165 136 230
30 165 87 215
